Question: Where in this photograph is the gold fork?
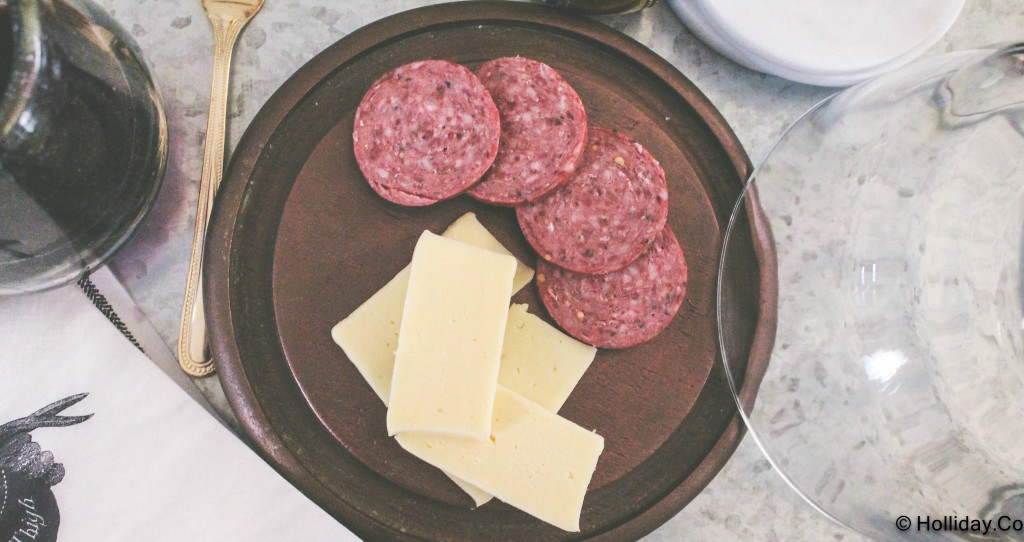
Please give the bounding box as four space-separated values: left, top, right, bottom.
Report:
178 0 265 377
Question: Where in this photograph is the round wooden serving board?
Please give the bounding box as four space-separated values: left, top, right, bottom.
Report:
205 3 777 541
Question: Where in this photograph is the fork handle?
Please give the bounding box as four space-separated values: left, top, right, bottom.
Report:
177 13 250 377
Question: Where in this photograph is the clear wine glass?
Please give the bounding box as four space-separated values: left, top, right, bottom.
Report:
0 0 167 295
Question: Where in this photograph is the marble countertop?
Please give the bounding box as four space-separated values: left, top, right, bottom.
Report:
102 0 1022 539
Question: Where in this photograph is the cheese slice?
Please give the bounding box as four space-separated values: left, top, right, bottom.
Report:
331 213 532 404
330 268 409 403
499 304 597 412
396 386 605 532
442 213 534 292
386 232 516 439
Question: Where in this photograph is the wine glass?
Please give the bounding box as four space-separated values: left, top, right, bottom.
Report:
0 0 167 295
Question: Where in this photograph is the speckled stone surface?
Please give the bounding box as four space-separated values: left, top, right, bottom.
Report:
101 0 1021 539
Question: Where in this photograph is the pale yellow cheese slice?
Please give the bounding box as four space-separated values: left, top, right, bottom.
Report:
331 268 409 403
442 213 534 292
396 386 605 532
499 304 597 412
386 232 516 439
331 213 532 404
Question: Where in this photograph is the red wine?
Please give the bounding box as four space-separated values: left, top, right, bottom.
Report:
0 0 166 293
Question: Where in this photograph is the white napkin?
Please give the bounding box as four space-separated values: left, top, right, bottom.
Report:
0 268 358 541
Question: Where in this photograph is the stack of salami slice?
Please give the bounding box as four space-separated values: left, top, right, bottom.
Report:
353 57 688 349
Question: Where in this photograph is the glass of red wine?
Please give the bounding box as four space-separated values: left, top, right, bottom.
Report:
0 0 167 295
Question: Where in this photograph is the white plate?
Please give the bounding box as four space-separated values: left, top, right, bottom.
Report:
669 0 964 86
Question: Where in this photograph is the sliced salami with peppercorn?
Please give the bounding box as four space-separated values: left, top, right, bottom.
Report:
353 60 500 206
535 226 687 349
467 57 587 206
516 127 668 274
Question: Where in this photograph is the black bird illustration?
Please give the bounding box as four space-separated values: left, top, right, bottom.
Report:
0 393 92 541
0 393 92 487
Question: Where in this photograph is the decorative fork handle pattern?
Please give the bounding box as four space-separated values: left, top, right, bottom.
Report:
178 13 252 377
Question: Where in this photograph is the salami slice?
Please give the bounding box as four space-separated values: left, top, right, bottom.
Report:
516 127 668 274
467 57 587 206
353 60 501 206
536 227 687 349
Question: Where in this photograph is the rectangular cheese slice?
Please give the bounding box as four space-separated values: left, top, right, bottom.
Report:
499 304 597 412
386 231 516 439
442 213 534 292
396 386 605 532
330 213 532 404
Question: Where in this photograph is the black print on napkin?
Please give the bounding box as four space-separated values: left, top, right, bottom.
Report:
0 394 91 542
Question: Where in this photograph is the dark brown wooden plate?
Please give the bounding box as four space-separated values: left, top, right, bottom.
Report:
205 2 776 540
